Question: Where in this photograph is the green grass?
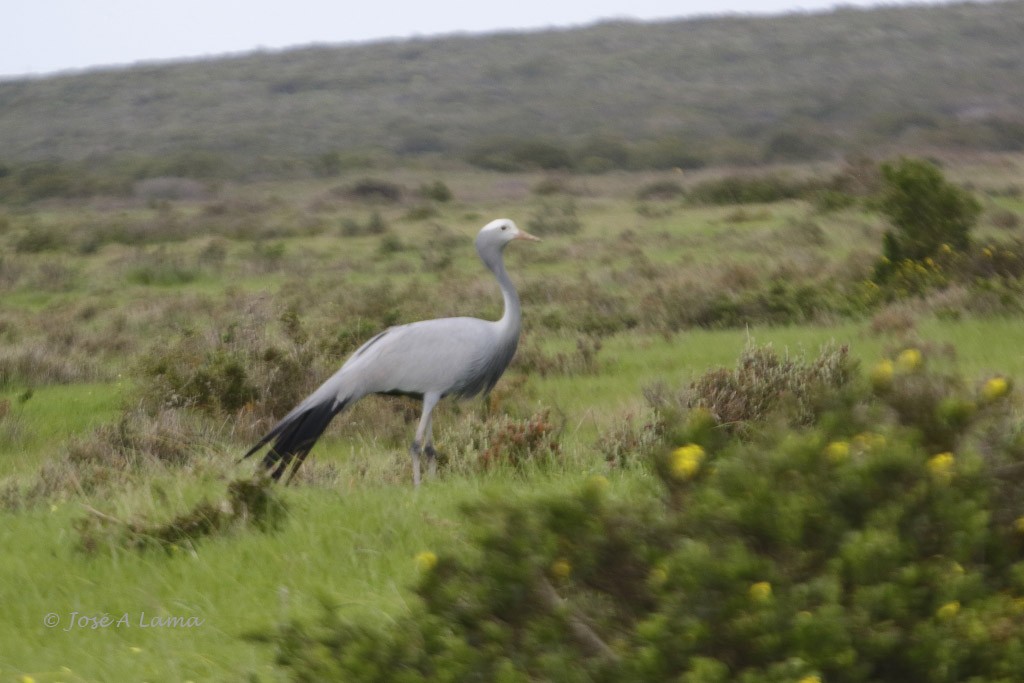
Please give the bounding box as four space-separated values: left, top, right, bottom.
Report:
2 157 1024 681
0 469 647 682
0 383 126 476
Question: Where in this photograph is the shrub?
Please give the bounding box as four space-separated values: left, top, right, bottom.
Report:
267 346 1024 682
1 406 215 510
14 226 63 253
652 342 855 437
341 211 389 237
138 309 328 434
476 409 562 470
76 476 287 553
526 200 582 236
133 176 210 201
466 137 573 171
636 180 684 201
417 180 453 203
439 409 563 474
347 179 403 203
513 336 603 378
989 208 1021 231
689 173 817 205
124 248 199 286
877 158 980 265
532 175 576 196
418 225 460 272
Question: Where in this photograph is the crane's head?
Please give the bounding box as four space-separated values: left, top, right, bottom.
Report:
476 218 540 252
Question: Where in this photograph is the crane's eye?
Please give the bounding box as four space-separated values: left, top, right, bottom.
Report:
500 224 508 231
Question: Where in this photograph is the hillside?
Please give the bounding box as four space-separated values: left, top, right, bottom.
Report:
1 0 1023 174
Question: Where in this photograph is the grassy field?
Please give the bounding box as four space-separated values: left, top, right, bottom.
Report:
1 155 1024 681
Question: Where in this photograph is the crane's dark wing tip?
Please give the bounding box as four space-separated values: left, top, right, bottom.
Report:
240 399 348 483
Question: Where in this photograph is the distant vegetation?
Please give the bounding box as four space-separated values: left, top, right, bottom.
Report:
5 2 1024 679
1 1 1023 181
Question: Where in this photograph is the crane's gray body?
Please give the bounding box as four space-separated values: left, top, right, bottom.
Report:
243 218 537 484
337 316 518 401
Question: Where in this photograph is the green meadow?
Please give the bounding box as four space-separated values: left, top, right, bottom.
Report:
2 155 1024 681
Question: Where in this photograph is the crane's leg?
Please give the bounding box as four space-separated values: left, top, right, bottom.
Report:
411 392 441 487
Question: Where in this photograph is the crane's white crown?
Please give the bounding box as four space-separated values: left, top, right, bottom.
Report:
478 218 540 246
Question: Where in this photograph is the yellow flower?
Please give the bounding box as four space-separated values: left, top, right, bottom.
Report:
585 474 610 496
797 676 822 683
940 243 953 254
670 444 705 480
128 646 143 653
1013 516 1024 534
870 359 894 391
981 376 1010 402
749 581 772 602
648 566 668 587
927 453 955 482
414 551 438 572
983 247 993 258
825 441 850 463
936 600 960 620
21 676 36 683
551 559 572 579
896 348 923 373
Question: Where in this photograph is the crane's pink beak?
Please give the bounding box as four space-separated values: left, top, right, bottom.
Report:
515 229 541 242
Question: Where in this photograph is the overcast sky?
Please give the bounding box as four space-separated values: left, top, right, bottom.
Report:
3 0 941 79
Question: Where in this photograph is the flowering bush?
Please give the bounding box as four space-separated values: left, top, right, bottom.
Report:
270 347 1024 682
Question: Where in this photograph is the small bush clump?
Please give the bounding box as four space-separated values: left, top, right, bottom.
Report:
139 309 328 434
441 409 563 474
636 180 684 201
346 178 403 203
526 200 582 236
877 157 980 267
513 336 603 377
688 173 819 205
76 476 287 553
417 180 453 203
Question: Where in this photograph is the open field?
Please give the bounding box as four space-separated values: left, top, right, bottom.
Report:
2 154 1024 680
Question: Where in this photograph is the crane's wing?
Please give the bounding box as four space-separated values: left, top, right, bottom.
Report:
338 316 509 399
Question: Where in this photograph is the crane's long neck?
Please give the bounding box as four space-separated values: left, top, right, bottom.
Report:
481 246 521 336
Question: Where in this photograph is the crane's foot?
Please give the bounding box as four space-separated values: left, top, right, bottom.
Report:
425 444 439 478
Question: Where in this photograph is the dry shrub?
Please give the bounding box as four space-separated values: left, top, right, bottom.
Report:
440 409 563 474
646 342 855 437
76 476 286 553
596 411 662 469
687 343 854 431
869 304 918 336
716 262 760 291
988 208 1020 230
2 407 216 510
513 336 603 377
778 218 828 247
139 306 331 438
635 180 684 201
133 177 210 201
0 254 25 289
0 343 100 386
526 200 582 236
